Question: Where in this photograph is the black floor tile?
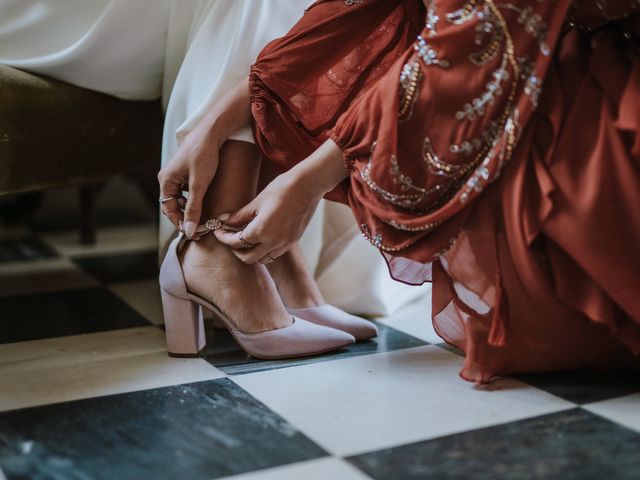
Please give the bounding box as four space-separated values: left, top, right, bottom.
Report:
201 321 428 375
515 368 640 404
0 236 57 263
348 408 640 480
0 379 327 480
74 251 159 283
0 288 151 343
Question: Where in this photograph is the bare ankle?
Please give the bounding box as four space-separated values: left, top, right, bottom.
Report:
267 253 324 309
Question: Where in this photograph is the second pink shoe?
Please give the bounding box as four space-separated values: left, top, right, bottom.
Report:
287 304 378 341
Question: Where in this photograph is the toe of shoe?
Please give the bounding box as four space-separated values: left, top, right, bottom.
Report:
353 320 379 341
327 327 357 347
293 318 355 349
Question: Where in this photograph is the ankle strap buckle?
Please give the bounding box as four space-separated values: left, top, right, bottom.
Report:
190 218 223 240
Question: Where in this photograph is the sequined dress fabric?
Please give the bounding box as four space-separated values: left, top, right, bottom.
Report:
249 0 640 382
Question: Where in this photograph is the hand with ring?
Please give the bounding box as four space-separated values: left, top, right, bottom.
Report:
239 232 276 264
215 139 348 264
157 78 252 239
157 124 221 238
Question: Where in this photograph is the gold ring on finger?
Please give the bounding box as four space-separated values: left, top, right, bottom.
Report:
239 231 256 249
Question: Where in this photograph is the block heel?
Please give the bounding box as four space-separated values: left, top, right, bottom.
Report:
161 288 206 357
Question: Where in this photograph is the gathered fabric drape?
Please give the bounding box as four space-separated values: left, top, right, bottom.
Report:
250 0 640 382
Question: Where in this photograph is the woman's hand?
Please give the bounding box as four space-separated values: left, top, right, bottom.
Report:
157 125 221 238
215 139 349 264
214 170 322 264
158 77 252 238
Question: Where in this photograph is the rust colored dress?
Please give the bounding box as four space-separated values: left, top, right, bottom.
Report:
249 0 640 382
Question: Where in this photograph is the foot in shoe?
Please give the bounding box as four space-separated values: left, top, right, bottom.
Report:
266 244 324 309
180 234 292 334
267 245 378 340
160 229 355 358
288 304 378 341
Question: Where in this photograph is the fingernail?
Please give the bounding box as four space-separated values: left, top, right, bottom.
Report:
184 221 197 238
218 213 230 221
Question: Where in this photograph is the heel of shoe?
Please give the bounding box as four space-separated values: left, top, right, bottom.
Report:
161 289 206 357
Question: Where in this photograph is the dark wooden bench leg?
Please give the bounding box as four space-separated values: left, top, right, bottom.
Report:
79 185 99 245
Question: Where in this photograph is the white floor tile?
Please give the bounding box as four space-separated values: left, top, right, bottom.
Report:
0 328 224 411
220 458 372 480
233 346 573 456
109 279 164 325
583 393 640 433
42 224 157 258
0 258 99 296
376 296 442 344
0 327 166 372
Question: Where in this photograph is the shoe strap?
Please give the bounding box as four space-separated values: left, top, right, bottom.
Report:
190 218 223 241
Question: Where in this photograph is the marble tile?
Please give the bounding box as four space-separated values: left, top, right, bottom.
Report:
515 368 640 404
0 258 99 297
0 235 57 263
109 279 164 325
0 326 166 373
74 251 159 283
0 288 151 344
375 296 442 344
202 321 426 376
375 298 463 356
0 379 326 480
348 408 640 480
219 458 372 480
435 342 465 357
584 393 640 433
42 224 157 258
233 346 572 456
0 350 224 411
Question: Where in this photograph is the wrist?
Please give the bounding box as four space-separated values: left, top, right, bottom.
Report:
291 139 348 197
203 76 251 144
186 116 224 154
204 116 226 149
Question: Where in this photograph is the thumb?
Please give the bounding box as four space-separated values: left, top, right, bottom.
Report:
218 203 257 229
183 181 206 238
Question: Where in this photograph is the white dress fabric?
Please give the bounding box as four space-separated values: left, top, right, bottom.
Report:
0 0 171 100
0 0 428 316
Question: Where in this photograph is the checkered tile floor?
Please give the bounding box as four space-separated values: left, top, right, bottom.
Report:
1 216 640 480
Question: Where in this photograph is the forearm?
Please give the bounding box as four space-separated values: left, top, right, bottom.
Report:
290 139 349 198
193 76 252 147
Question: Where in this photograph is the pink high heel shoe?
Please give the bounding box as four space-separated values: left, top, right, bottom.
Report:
287 305 378 341
159 219 355 358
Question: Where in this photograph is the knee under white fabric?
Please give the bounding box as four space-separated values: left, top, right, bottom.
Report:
1 0 428 316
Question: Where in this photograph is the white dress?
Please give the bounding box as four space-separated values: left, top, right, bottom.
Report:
0 0 171 100
0 0 428 316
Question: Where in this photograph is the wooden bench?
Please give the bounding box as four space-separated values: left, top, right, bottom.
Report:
0 65 163 242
